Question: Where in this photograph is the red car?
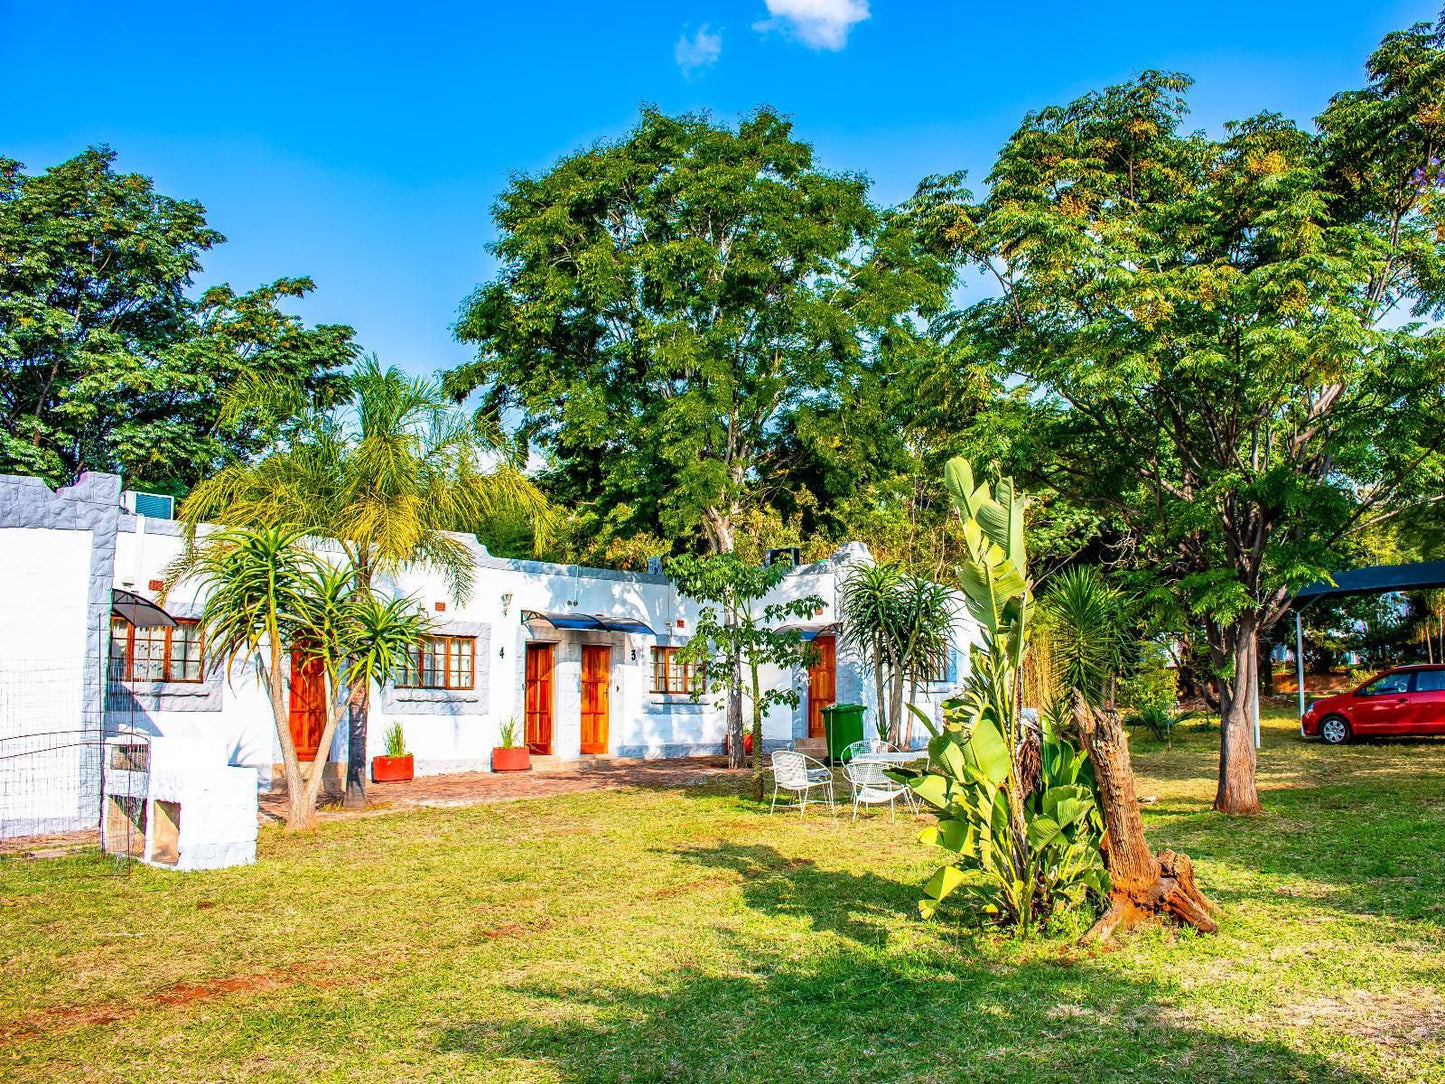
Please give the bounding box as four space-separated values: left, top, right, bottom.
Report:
1301 665 1445 744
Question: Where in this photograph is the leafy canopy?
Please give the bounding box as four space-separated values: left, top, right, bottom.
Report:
447 107 943 553
0 147 356 492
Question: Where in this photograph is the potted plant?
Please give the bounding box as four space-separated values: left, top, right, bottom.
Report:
491 717 530 772
372 722 415 783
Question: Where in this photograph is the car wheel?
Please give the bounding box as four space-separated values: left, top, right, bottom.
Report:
1319 716 1351 745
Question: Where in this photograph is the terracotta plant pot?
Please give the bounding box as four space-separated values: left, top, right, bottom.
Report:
723 731 755 756
491 746 531 772
371 754 414 783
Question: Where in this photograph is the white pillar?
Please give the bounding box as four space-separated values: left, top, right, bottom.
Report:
1295 610 1305 722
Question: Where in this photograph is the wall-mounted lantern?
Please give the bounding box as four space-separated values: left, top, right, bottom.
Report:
501 592 513 617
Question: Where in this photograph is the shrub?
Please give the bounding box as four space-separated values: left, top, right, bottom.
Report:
384 722 408 758
497 717 522 749
1121 641 1177 714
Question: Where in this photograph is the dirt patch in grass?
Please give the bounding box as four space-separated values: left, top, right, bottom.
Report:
1285 988 1445 1047
0 961 357 1044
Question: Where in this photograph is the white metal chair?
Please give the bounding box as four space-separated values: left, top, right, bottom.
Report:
841 738 896 763
769 750 835 818
843 756 909 822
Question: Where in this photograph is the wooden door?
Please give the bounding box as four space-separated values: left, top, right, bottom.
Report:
807 635 837 738
525 643 555 754
288 651 327 762
580 645 610 754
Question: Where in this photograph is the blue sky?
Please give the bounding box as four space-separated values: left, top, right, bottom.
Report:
0 0 1431 376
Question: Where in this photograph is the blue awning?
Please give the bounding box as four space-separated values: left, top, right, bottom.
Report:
1292 560 1445 608
775 622 839 641
522 611 657 635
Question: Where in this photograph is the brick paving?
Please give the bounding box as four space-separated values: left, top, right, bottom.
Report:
258 756 746 825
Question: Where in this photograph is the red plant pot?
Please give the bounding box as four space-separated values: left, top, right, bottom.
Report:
723 731 755 756
491 746 531 772
371 754 414 783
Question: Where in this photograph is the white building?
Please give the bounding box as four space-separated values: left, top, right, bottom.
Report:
1 472 975 814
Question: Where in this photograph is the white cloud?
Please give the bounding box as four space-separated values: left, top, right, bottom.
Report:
754 0 869 51
675 24 722 77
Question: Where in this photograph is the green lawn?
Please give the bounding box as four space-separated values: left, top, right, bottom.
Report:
3 708 1444 1083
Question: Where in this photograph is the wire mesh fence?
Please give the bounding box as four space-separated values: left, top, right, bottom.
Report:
0 658 148 874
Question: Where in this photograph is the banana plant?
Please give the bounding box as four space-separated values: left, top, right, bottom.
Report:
894 458 1107 933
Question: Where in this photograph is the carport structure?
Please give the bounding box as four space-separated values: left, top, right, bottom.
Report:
1288 560 1445 719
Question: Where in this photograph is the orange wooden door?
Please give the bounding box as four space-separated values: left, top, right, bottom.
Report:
580 645 610 754
525 643 555 754
288 651 327 761
807 635 837 738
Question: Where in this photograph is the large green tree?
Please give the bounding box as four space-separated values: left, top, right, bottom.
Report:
913 26 1445 814
446 107 944 554
0 147 355 491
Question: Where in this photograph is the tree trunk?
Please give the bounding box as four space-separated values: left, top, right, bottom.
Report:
749 659 765 800
344 560 374 810
1215 612 1262 815
887 668 905 747
343 684 368 810
727 628 745 770
1071 692 1218 941
703 505 735 555
262 646 316 832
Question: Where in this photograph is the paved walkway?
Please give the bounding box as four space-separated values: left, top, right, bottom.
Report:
258 757 745 825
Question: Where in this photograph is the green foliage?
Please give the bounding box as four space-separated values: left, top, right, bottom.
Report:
907 29 1445 808
446 107 943 554
0 148 356 491
1038 566 1127 706
383 723 408 759
1121 641 1179 716
1127 704 1175 745
895 458 1107 934
183 356 549 601
838 562 957 745
174 524 430 827
666 553 824 787
497 718 521 750
905 704 1109 930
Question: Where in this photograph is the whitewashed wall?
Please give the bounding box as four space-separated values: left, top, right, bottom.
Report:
0 471 979 809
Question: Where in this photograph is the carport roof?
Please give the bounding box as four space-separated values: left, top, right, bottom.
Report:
1291 560 1445 607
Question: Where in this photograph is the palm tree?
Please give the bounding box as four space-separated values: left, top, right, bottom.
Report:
181 356 548 807
1038 565 1126 708
175 526 431 830
838 562 956 746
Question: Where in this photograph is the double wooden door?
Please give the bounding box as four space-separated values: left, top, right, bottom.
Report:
807 635 837 739
580 645 611 754
288 650 327 762
525 643 554 754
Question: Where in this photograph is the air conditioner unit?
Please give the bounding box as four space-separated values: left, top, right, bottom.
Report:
122 490 174 519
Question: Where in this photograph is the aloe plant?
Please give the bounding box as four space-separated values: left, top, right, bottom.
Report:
895 458 1107 933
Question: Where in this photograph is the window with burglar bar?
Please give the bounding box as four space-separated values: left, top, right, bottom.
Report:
397 635 475 690
109 617 205 683
651 646 705 695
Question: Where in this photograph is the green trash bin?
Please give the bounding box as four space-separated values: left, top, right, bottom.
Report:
822 703 867 764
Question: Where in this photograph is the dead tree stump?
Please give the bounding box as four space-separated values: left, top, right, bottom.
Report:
1072 692 1219 941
